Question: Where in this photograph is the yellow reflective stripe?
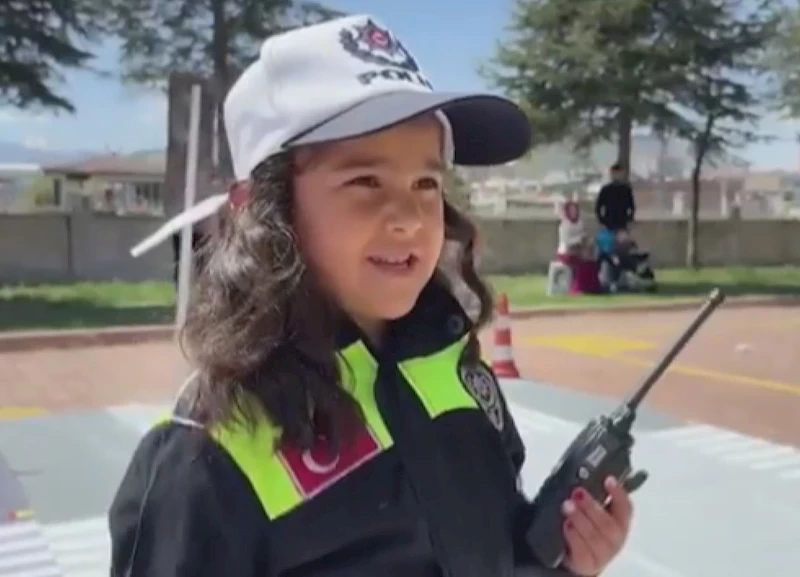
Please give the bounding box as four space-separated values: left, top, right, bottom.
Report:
210 340 391 519
342 341 392 448
398 337 478 418
210 421 303 519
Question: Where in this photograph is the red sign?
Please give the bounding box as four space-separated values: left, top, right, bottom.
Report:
279 426 382 498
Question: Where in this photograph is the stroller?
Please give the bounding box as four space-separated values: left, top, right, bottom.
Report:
595 228 657 293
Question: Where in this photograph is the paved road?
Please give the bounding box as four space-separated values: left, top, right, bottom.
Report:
496 305 800 446
1 379 798 577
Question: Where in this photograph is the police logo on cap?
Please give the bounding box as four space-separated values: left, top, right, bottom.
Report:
459 360 504 432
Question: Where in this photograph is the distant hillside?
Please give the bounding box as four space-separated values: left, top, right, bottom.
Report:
460 134 694 182
0 141 88 165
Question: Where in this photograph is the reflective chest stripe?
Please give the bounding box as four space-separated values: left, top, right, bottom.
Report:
171 337 482 520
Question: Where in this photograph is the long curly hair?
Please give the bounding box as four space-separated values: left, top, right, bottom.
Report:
182 152 494 450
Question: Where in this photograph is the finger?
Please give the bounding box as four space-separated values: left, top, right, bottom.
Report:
562 514 598 576
562 499 603 571
573 487 625 551
605 477 634 532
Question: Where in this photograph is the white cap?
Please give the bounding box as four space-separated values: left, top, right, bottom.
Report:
131 14 531 257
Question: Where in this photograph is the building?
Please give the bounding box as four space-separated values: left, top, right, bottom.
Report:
0 163 43 212
41 151 166 215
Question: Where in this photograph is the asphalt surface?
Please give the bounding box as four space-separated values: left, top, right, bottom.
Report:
0 379 798 577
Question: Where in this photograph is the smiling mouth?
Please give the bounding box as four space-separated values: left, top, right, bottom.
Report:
367 254 419 270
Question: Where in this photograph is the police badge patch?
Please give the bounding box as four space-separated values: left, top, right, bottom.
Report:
339 19 420 72
459 361 504 432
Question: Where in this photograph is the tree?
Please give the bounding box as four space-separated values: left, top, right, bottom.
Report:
0 0 108 112
654 0 777 267
106 0 344 177
482 0 691 177
765 4 800 118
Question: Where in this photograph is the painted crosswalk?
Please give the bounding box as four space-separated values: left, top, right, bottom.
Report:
0 517 110 577
643 424 800 481
0 519 61 577
41 517 109 577
509 404 578 434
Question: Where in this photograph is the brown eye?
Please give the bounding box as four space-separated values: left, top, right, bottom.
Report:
346 175 381 188
414 177 442 192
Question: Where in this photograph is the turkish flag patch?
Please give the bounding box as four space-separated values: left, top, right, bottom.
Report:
279 425 382 498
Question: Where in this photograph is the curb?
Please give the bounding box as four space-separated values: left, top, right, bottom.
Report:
0 295 796 351
0 325 175 353
507 295 800 319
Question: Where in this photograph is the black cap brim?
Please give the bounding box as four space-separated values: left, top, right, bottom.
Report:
285 91 531 166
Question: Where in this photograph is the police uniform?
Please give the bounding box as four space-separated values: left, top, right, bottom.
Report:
108 282 545 577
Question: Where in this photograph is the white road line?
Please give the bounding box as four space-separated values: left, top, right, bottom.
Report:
643 424 800 482
509 405 576 433
0 520 61 577
41 517 109 577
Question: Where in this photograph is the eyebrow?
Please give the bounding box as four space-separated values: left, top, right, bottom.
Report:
330 156 446 173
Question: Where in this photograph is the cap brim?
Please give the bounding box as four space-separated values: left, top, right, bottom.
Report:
286 91 531 166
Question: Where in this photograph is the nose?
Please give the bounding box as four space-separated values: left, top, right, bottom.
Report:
385 195 424 238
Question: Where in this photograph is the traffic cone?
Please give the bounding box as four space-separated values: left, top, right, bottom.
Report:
491 293 520 378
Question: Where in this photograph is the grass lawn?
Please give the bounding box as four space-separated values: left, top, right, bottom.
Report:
0 266 797 331
491 266 800 309
0 281 175 332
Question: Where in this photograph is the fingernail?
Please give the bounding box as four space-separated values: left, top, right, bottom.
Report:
572 488 585 502
606 477 618 490
562 500 576 515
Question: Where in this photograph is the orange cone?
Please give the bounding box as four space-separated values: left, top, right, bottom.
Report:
492 293 520 378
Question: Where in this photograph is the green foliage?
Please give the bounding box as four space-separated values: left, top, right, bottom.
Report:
484 0 778 175
653 0 777 166
106 0 345 89
482 0 688 166
0 0 108 112
764 4 800 118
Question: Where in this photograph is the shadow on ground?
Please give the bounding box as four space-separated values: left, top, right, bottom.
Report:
0 296 174 331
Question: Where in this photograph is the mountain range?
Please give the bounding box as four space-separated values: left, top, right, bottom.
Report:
0 141 88 165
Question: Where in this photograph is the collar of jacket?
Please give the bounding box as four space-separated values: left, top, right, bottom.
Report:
334 278 474 364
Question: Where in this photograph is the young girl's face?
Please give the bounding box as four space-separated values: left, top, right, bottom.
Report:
293 114 446 334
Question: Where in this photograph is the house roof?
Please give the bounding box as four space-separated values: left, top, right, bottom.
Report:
42 151 166 179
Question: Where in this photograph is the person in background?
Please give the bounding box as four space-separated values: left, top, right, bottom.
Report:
595 163 635 232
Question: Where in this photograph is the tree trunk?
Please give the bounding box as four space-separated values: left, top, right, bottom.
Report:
617 109 633 178
687 115 715 269
211 0 233 180
686 164 701 269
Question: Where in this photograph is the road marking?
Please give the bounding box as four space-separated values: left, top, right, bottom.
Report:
0 408 45 421
508 404 577 434
42 517 109 577
608 353 800 395
0 519 61 577
523 333 655 356
523 337 800 395
644 425 800 482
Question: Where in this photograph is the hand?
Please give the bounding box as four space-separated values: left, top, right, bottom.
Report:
561 477 633 576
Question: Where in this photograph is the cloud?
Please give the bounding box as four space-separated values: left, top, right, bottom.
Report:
21 136 49 150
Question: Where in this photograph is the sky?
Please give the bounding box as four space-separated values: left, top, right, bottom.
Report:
1 0 799 170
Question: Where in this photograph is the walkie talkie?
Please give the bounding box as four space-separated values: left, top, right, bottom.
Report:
525 288 726 568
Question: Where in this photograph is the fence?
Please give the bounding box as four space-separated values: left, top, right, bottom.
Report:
0 212 798 283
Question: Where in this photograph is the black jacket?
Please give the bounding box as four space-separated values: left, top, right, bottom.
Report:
108 283 546 577
595 180 635 230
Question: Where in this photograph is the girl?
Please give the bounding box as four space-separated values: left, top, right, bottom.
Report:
110 14 633 577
